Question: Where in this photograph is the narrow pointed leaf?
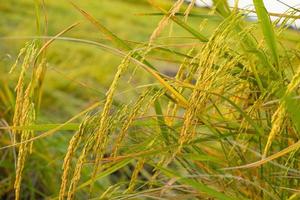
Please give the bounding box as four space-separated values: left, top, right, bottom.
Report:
253 0 279 65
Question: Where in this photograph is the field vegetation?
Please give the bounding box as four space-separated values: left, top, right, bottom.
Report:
1 0 300 199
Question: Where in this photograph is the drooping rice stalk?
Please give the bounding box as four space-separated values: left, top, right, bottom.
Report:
179 12 243 147
59 53 132 199
263 66 300 157
126 158 146 193
111 89 153 157
166 48 196 126
149 0 185 44
10 42 44 200
59 115 93 200
184 0 197 21
90 53 131 190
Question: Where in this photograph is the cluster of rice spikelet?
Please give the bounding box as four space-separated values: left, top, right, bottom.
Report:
149 0 184 44
179 12 243 147
10 42 44 200
111 89 153 157
59 53 132 199
263 67 300 157
166 48 196 126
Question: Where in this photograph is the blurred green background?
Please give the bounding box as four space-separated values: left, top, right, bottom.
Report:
0 0 216 122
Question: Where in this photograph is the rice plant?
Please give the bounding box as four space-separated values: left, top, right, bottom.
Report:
1 0 300 199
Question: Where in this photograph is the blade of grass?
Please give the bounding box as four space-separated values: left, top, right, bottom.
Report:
212 0 231 18
154 99 169 144
159 166 239 200
0 123 79 131
211 92 264 136
0 102 101 151
183 153 223 164
253 0 279 65
137 12 222 21
77 159 133 190
283 92 300 132
169 14 209 42
34 22 80 67
68 1 131 51
147 0 209 42
69 1 188 107
239 8 300 20
223 140 300 170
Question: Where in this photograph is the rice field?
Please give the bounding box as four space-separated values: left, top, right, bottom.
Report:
1 0 300 199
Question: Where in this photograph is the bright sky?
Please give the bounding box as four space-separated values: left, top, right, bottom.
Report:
186 0 300 27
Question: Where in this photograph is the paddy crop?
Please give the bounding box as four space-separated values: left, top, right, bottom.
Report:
1 0 300 199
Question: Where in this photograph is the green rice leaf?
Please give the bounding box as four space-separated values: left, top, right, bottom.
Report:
212 0 231 18
169 14 209 42
154 99 169 144
77 159 132 190
253 0 279 65
159 167 238 200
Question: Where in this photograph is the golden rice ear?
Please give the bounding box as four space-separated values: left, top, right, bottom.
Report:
166 48 196 126
184 0 197 22
179 12 244 147
59 53 132 199
59 116 89 200
11 42 39 200
12 43 52 200
59 110 105 200
126 158 146 193
90 53 131 188
149 0 185 45
111 89 152 157
263 67 300 157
